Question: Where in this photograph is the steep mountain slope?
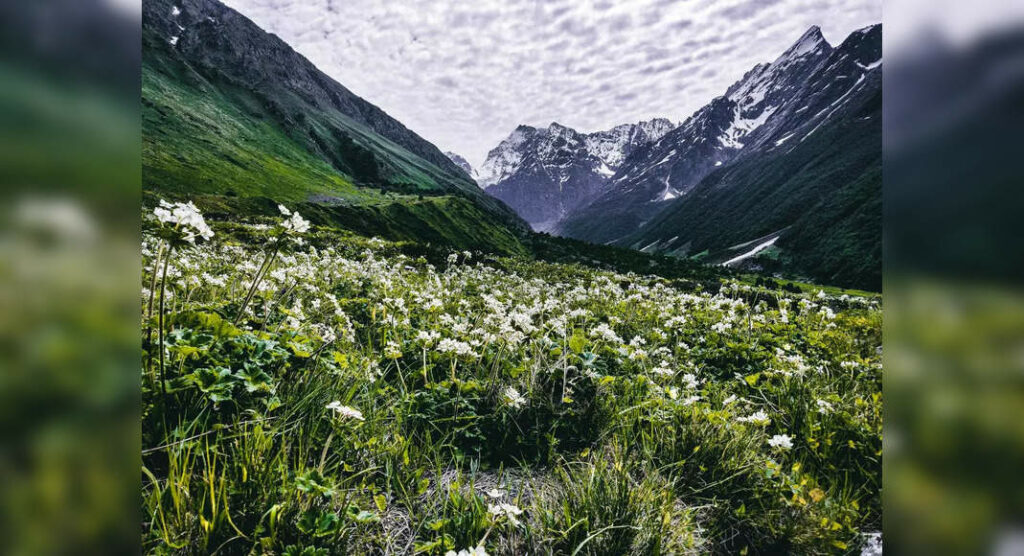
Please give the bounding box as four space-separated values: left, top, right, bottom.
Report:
479 119 674 231
142 0 527 252
624 25 882 289
557 26 842 244
445 151 478 182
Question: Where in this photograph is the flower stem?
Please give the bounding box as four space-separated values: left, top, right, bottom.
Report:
145 240 165 387
234 243 279 325
158 245 173 401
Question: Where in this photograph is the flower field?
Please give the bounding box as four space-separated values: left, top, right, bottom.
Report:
142 204 881 555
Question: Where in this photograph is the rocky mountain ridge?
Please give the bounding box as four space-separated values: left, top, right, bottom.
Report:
478 118 675 230
619 24 883 289
557 25 858 243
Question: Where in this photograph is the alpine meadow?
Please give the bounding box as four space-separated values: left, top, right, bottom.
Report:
141 0 883 554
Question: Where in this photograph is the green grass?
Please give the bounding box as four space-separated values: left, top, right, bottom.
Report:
143 65 369 203
141 214 881 555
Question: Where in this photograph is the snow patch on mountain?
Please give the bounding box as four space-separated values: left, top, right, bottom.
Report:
722 236 779 266
476 126 533 188
445 151 478 183
719 105 778 149
583 118 676 168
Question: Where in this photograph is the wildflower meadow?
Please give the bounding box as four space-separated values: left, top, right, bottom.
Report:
142 203 881 554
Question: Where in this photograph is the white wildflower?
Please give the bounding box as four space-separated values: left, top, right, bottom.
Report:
437 338 475 358
589 322 623 344
384 341 403 359
488 503 523 526
416 330 441 345
153 199 214 243
768 434 794 450
652 364 674 377
282 211 310 234
201 273 227 287
326 401 364 421
736 410 771 426
313 324 337 344
446 546 489 556
503 386 527 409
711 321 731 334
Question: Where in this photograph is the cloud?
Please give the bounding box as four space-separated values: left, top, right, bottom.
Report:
435 76 457 88
220 0 881 165
716 0 784 21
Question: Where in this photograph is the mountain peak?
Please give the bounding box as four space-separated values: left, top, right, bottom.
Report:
479 117 678 227
640 117 675 129
801 25 824 40
445 151 477 182
778 25 830 61
841 23 882 48
834 22 882 69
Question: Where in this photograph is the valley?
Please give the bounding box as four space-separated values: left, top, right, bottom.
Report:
140 0 883 554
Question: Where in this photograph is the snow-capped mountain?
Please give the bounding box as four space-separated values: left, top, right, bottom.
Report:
615 24 882 289
478 118 674 230
445 151 478 182
557 24 882 249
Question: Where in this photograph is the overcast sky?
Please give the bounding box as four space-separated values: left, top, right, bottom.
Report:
220 0 880 166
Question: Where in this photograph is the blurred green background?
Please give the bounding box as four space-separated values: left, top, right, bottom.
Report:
885 0 1024 552
0 1 140 553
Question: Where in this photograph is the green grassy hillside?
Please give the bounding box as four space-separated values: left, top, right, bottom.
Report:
143 59 367 202
142 7 527 256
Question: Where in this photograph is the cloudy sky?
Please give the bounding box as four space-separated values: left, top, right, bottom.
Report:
220 0 880 166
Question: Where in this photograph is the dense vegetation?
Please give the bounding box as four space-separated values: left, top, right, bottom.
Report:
141 203 881 555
